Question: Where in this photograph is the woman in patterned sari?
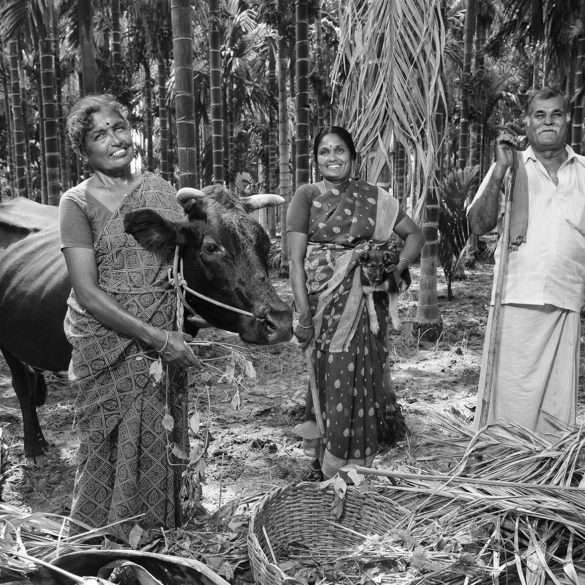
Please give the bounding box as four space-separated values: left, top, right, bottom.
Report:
287 126 424 479
59 95 199 542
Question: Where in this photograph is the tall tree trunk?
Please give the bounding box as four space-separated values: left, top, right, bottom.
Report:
223 85 232 182
295 0 310 187
40 5 62 205
158 57 172 182
78 0 98 94
111 0 122 85
469 12 485 170
2 59 16 198
8 40 28 199
393 142 408 211
38 74 48 203
458 0 475 169
53 16 68 190
170 0 197 188
193 89 201 187
277 0 292 273
209 0 224 184
571 6 585 154
267 47 279 237
143 63 154 171
414 184 443 339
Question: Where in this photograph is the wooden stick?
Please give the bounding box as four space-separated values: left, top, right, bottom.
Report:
479 150 518 427
304 346 326 436
262 526 278 564
346 465 585 492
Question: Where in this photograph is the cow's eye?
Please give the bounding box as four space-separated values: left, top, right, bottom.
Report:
203 241 220 254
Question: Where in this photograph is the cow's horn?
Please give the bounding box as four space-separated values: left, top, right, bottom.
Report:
177 187 206 207
240 194 285 211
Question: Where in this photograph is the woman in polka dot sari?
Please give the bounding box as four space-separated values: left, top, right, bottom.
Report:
287 126 424 479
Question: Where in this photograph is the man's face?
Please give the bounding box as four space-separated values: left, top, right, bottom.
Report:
524 96 569 152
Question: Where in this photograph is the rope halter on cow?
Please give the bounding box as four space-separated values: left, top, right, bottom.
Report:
169 246 255 330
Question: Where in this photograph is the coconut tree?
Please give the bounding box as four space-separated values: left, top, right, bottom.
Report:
0 0 66 202
276 0 293 273
570 4 585 153
295 0 310 186
170 0 197 188
6 39 28 198
457 0 475 170
78 0 98 94
39 2 61 205
208 0 224 184
333 0 447 337
110 0 122 84
488 0 584 89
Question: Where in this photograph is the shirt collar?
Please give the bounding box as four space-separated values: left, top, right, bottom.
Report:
523 144 585 168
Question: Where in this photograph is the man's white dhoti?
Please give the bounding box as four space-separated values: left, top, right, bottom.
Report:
473 304 579 437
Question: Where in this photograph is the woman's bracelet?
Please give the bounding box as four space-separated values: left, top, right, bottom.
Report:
296 322 314 329
397 257 410 270
156 331 170 353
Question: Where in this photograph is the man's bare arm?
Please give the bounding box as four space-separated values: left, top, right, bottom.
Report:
467 167 506 235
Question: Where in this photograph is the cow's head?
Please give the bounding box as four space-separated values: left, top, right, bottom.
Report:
123 185 293 344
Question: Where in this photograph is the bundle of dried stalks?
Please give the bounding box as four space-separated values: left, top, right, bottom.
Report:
347 414 585 585
0 504 91 580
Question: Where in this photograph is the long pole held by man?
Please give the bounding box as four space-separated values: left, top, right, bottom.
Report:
467 86 585 438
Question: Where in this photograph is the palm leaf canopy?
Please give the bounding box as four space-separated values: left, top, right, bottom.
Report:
333 0 447 204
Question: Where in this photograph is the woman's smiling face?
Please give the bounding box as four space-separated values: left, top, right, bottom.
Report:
316 133 353 183
83 107 134 174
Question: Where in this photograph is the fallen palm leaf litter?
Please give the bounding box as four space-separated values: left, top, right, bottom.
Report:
250 414 585 584
3 414 585 584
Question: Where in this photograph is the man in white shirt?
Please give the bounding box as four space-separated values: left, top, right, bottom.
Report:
468 86 585 436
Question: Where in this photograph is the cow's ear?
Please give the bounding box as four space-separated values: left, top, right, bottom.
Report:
123 209 179 253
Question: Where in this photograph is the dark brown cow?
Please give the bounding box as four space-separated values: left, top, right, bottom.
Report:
0 187 293 458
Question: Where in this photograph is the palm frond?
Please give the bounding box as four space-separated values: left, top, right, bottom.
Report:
333 0 447 205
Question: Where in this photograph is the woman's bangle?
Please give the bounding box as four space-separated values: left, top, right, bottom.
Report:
296 322 314 329
156 331 170 353
397 257 409 270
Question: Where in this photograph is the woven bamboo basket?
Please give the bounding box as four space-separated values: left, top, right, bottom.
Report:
248 481 398 585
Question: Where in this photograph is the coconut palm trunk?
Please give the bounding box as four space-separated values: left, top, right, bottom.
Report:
40 38 61 205
170 0 197 188
144 64 154 171
111 0 122 83
158 57 172 182
78 0 98 94
2 56 16 197
295 0 310 186
267 47 279 236
393 143 408 210
458 0 475 169
7 39 28 198
39 4 61 205
209 0 224 184
571 4 585 154
414 185 443 338
277 0 292 273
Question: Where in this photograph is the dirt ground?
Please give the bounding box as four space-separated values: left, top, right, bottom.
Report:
2 259 585 583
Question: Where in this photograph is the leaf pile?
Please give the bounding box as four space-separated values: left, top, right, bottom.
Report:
259 415 585 585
